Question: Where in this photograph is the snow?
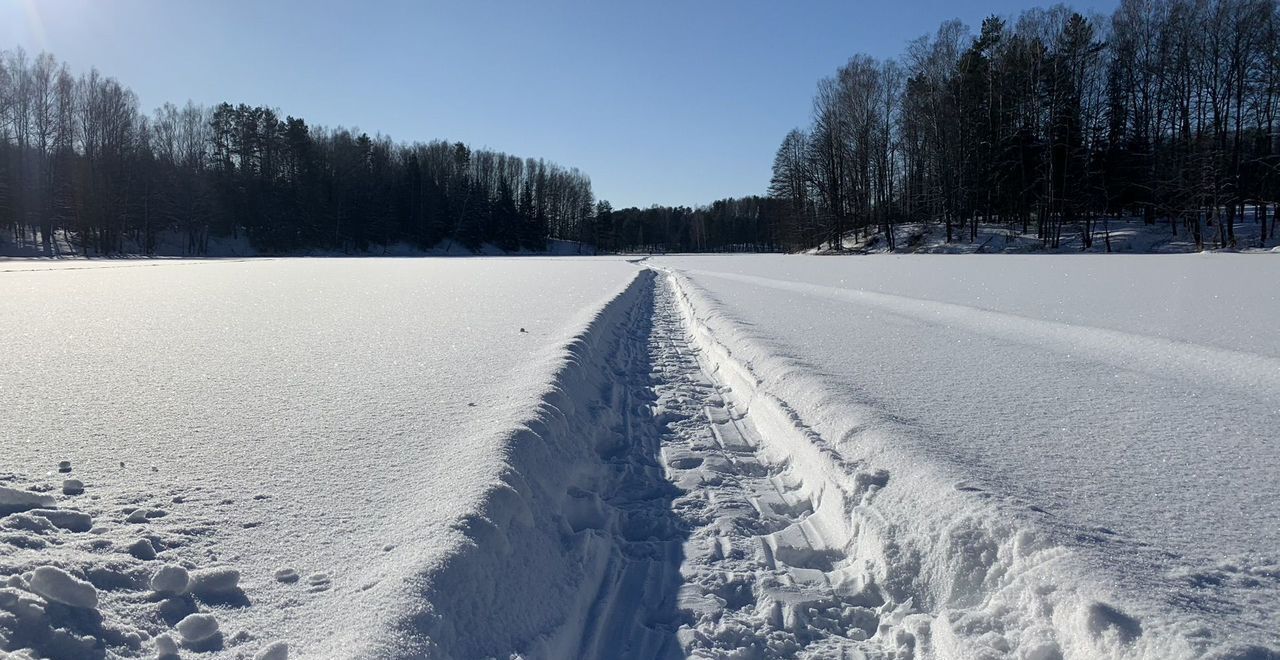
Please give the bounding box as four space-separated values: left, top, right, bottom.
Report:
0 257 641 658
821 211 1278 254
0 487 56 516
188 568 242 598
2 252 1276 659
154 632 179 657
26 510 93 533
126 538 157 561
653 254 1280 658
254 640 289 660
150 566 190 596
175 612 220 643
27 566 98 609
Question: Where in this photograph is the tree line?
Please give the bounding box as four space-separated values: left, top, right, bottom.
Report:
772 0 1280 251
7 0 1279 257
611 0 1280 253
0 49 596 256
593 197 787 253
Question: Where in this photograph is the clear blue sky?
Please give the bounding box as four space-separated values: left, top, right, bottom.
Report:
2 0 1117 208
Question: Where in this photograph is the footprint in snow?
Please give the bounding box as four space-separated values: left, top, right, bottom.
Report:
305 573 331 592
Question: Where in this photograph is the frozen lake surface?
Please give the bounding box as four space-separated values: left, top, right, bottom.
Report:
655 254 1280 657
1 254 1276 659
0 257 641 657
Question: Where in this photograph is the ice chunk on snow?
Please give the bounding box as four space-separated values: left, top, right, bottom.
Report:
175 612 219 642
0 486 55 516
150 565 190 595
28 566 98 609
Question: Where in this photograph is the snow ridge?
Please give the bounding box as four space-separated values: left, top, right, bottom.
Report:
661 268 1239 659
366 269 668 658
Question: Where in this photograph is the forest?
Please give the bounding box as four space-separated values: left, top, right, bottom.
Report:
611 0 1280 253
3 0 1279 255
0 52 596 256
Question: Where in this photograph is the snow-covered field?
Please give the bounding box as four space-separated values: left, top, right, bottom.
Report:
2 254 1277 659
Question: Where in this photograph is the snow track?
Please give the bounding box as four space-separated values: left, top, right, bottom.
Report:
391 271 902 658
577 270 892 658
657 266 1279 660
384 265 1275 659
643 275 889 658
5 256 1275 659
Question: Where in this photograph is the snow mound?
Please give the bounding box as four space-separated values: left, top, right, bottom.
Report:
28 566 98 609
175 612 219 643
150 566 190 595
254 640 289 660
0 487 55 516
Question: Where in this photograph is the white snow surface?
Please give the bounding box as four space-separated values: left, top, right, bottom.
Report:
652 254 1280 658
0 257 641 658
2 253 1277 660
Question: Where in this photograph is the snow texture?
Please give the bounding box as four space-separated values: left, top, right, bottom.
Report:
652 254 1280 659
3 254 1277 659
175 613 220 643
0 258 640 658
28 566 98 609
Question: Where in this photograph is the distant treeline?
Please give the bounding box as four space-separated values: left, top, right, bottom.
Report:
0 50 596 255
612 0 1280 253
594 197 786 253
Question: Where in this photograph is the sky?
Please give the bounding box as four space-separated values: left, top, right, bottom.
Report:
1 0 1118 208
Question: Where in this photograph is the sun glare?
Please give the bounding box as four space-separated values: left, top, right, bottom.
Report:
17 0 47 48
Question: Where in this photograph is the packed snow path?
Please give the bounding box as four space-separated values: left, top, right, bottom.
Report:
580 274 888 658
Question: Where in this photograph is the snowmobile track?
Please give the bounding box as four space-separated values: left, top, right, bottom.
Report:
580 272 894 659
